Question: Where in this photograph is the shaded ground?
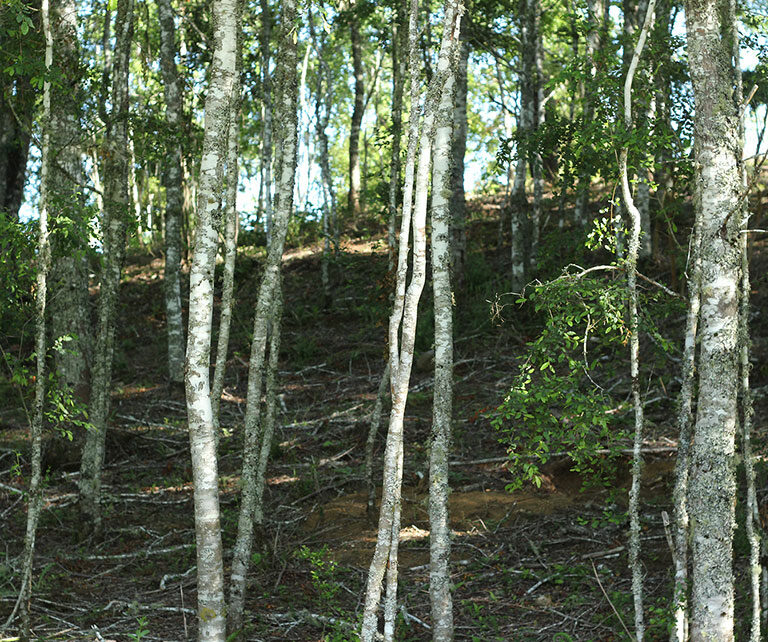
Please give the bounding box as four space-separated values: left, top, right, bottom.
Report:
2 202 768 640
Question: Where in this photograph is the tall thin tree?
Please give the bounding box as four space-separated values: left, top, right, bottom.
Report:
158 0 186 387
79 0 135 531
684 0 744 635
227 0 298 633
184 0 241 637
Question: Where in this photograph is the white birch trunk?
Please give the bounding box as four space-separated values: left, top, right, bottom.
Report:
184 0 240 638
388 3 406 271
158 0 186 386
684 0 743 635
227 1 298 632
79 0 134 532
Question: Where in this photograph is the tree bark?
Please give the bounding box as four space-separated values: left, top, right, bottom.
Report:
158 0 186 386
684 0 743 635
450 31 469 289
348 0 365 221
388 3 406 271
619 2 655 638
259 0 274 245
227 0 297 633
211 26 243 432
48 0 91 400
429 4 462 634
183 0 241 637
16 4 52 635
78 0 134 532
361 1 463 639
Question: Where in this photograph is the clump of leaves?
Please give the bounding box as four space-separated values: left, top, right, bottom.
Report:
492 273 631 491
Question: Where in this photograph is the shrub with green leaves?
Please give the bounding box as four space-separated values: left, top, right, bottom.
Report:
492 273 632 491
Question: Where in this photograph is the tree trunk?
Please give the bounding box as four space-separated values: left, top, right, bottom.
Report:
348 0 365 221
574 0 604 226
450 31 469 289
0 78 31 221
429 7 462 633
388 2 406 271
78 0 134 532
211 28 243 432
227 0 298 633
158 0 186 387
669 205 701 642
510 0 538 291
16 4 52 635
260 0 274 246
684 0 743 634
183 0 241 637
48 0 91 400
619 3 655 638
361 1 463 639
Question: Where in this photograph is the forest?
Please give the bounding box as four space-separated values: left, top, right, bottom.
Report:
0 0 767 639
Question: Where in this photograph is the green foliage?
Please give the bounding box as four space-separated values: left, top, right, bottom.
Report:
127 616 150 642
492 273 631 491
295 545 341 611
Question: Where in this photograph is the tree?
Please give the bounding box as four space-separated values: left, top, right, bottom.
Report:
684 0 744 635
157 0 186 387
428 0 463 633
184 0 241 637
227 0 298 633
361 1 463 638
48 0 91 402
346 0 365 220
78 0 135 531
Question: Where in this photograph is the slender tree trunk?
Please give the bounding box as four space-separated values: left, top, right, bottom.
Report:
734 31 761 642
361 2 463 639
78 0 134 532
16 5 52 636
211 32 243 432
669 206 701 642
388 3 406 271
530 2 544 270
684 0 743 634
366 362 390 515
574 0 604 226
348 0 365 221
158 0 186 386
510 0 537 290
184 0 241 638
0 80 31 221
429 5 462 634
620 3 655 638
48 0 90 400
260 0 274 246
450 32 469 289
227 0 298 632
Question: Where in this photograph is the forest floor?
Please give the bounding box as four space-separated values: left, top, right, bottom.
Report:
2 200 768 641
